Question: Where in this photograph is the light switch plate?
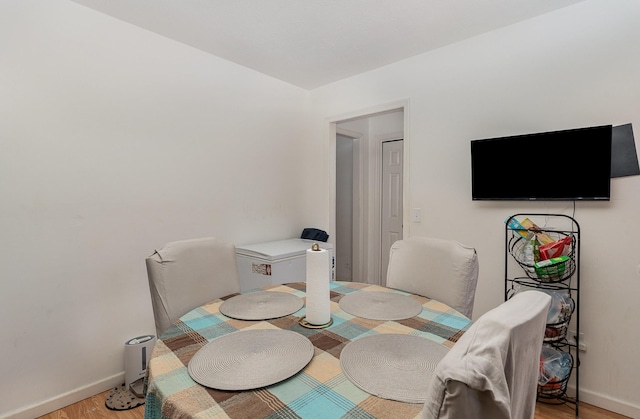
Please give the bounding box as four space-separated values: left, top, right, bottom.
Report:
411 208 422 222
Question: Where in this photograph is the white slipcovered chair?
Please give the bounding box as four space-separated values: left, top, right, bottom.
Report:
386 237 479 318
421 290 552 419
146 237 240 337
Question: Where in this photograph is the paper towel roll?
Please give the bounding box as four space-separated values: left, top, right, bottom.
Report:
306 244 331 325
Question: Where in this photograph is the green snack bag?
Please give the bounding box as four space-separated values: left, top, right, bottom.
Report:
534 255 569 279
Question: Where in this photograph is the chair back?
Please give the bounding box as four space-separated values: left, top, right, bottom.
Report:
146 237 240 336
421 291 552 419
386 237 479 318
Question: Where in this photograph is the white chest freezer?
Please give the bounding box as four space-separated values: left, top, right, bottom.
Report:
235 238 334 291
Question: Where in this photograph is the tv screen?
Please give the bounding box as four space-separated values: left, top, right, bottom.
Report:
471 125 612 201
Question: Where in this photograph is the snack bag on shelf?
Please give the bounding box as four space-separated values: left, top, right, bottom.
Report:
547 291 574 324
539 235 572 260
534 255 569 277
505 217 529 238
520 218 555 245
513 287 573 325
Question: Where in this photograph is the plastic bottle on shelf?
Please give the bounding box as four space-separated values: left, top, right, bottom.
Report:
557 352 572 379
523 233 536 272
533 237 541 263
539 346 563 385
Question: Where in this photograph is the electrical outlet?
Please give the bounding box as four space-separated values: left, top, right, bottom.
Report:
568 330 587 351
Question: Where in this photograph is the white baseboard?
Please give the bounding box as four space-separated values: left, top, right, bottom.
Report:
564 384 640 419
578 388 640 419
0 372 125 419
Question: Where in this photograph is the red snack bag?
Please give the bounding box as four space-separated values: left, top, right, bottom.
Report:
539 236 572 260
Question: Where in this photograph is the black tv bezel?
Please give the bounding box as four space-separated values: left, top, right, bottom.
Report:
471 125 613 201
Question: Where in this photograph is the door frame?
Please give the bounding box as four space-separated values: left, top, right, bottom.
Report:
335 128 363 282
327 99 410 285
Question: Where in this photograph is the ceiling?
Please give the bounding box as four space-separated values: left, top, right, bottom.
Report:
70 0 584 90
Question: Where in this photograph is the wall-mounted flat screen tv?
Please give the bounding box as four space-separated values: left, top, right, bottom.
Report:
471 125 612 201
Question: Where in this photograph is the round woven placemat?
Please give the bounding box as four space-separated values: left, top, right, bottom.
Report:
188 329 314 390
340 334 449 403
338 291 422 320
219 291 304 320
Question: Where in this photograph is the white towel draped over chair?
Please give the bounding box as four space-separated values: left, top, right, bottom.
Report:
421 290 552 419
386 237 479 318
146 237 240 336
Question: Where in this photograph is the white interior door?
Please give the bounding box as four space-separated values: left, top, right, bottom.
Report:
381 139 403 283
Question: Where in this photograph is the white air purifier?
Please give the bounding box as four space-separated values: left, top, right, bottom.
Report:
124 335 156 397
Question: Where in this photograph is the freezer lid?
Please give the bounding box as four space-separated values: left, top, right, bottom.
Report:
235 238 333 261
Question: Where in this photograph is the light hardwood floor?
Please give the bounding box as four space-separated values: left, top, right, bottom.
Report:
37 390 630 419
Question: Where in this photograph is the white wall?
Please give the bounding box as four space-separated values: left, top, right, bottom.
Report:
0 1 311 416
3 0 640 417
310 0 640 416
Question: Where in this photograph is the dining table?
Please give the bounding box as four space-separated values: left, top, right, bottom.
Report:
143 281 471 419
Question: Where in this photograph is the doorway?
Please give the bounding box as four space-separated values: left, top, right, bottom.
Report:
333 106 406 285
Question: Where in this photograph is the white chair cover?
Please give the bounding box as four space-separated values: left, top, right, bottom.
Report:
146 237 240 336
386 237 479 318
421 291 552 419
